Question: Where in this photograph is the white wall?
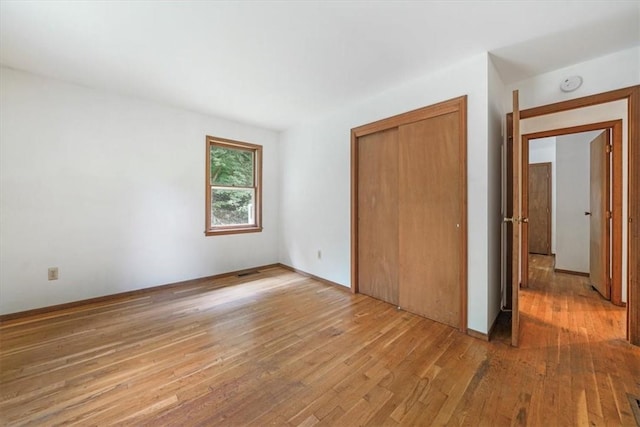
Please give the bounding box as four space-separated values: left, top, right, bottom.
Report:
0 67 280 315
279 53 493 334
529 137 557 254
487 56 505 331
555 132 600 272
4 46 636 325
505 46 639 111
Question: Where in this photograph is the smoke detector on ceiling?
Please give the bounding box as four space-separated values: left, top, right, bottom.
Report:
560 76 583 92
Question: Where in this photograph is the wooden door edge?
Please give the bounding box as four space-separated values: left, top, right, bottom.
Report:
350 130 359 294
459 96 468 334
522 137 530 289
512 89 521 347
545 162 552 256
629 86 640 345
611 122 623 306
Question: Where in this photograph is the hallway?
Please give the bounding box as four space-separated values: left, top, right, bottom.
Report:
522 254 627 341
500 254 639 425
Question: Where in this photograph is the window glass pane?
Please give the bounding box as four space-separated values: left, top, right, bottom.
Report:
211 188 255 226
210 145 254 187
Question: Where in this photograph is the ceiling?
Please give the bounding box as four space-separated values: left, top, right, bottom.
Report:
1 1 638 131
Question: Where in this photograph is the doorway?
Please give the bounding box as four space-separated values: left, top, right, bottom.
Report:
527 128 618 304
505 85 640 346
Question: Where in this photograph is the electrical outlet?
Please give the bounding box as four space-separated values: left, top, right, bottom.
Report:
317 250 322 260
48 267 58 281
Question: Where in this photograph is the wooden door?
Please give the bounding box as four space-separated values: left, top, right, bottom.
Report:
511 90 523 347
357 129 399 305
589 131 610 299
528 163 552 255
505 114 513 309
521 139 530 289
398 112 462 328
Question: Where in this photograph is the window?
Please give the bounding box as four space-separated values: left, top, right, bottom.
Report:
205 136 262 236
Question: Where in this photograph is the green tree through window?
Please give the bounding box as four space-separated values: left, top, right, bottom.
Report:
205 136 262 235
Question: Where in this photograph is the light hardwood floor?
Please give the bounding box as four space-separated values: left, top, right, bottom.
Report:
1 257 639 426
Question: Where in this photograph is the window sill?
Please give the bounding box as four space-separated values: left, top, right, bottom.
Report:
205 226 263 236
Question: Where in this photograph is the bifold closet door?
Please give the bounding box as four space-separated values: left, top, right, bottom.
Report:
357 128 399 305
398 112 462 328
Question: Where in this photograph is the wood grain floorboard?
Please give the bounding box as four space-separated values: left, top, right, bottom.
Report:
1 259 638 426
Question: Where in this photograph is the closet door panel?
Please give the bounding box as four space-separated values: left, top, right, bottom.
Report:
398 112 461 327
357 128 399 305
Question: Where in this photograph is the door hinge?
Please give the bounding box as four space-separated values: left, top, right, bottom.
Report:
606 144 612 154
606 211 612 220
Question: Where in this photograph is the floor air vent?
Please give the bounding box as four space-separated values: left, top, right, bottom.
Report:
237 270 260 277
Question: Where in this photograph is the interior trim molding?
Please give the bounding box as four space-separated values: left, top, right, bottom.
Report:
0 263 281 323
467 310 500 342
277 264 350 292
466 328 489 341
554 269 590 278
